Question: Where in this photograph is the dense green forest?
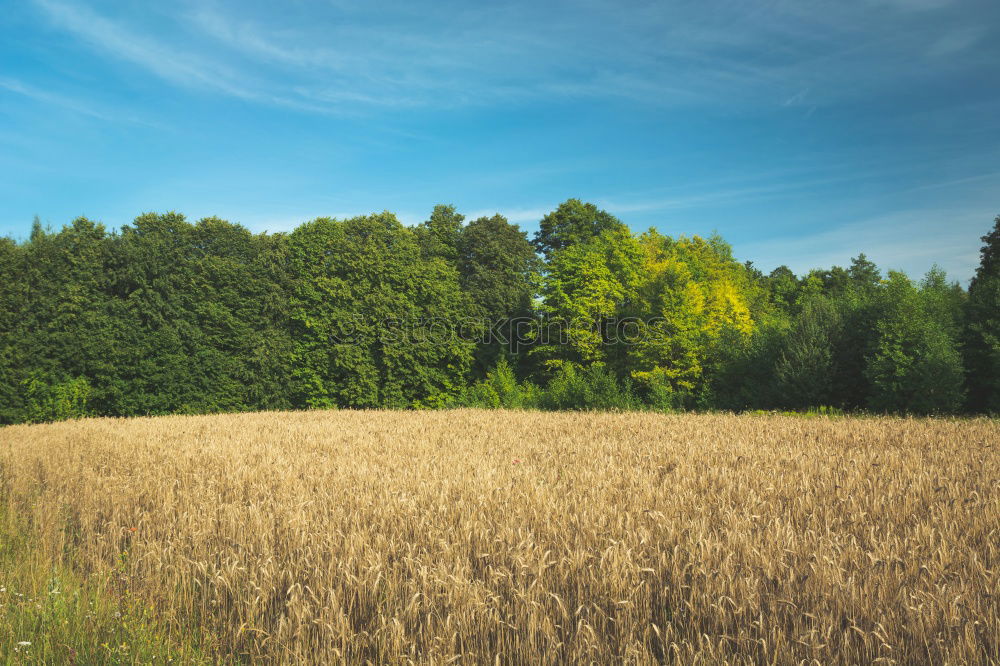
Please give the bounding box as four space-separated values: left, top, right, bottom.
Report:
1 201 997 424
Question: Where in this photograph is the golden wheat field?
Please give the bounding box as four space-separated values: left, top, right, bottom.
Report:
0 410 998 664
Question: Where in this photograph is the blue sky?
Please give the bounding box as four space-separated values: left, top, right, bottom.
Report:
2 0 998 282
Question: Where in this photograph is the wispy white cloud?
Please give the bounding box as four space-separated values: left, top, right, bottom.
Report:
32 0 254 98
927 26 987 58
738 207 990 283
869 0 957 11
28 0 339 114
591 165 918 216
595 178 842 215
0 75 156 125
1 75 110 120
186 7 369 73
28 0 1000 113
895 170 1000 195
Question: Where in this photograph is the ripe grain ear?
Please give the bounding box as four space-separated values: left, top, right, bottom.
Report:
0 410 996 663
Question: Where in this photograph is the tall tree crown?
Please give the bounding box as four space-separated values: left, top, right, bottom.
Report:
970 215 1000 292
532 199 627 260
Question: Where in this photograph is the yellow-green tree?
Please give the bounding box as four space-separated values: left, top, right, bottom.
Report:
534 227 643 369
626 231 757 405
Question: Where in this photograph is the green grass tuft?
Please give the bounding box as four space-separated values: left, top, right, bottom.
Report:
0 504 220 665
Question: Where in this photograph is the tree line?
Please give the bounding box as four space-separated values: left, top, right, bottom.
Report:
1 201 997 423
